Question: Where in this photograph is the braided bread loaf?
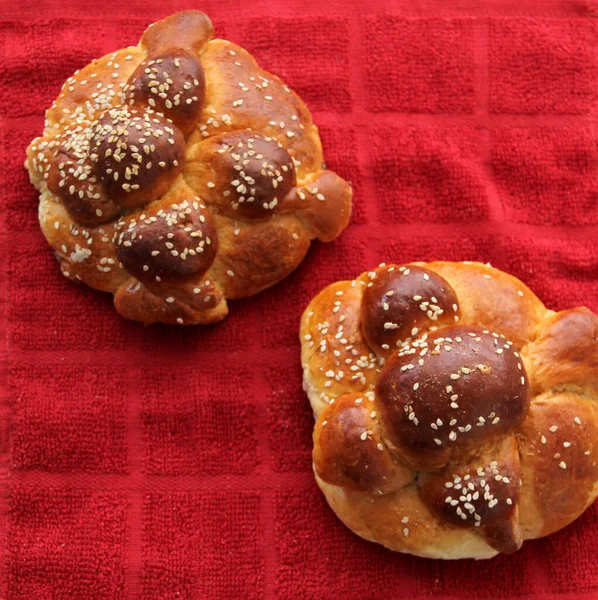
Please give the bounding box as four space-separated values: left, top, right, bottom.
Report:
301 261 598 559
26 11 352 325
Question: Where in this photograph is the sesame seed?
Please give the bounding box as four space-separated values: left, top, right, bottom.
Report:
559 461 567 469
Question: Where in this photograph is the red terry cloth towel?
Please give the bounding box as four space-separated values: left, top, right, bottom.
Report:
1 0 597 598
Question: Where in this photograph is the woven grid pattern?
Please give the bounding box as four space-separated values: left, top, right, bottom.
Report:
0 0 597 598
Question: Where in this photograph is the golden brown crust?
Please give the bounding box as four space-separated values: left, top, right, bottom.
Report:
301 279 381 417
316 476 498 559
521 308 598 397
41 48 146 129
313 393 415 495
301 261 598 559
185 130 296 220
26 11 351 325
113 275 227 326
423 261 548 347
516 391 598 538
140 10 214 56
189 39 322 179
280 171 352 242
210 213 310 299
36 190 128 293
418 435 523 554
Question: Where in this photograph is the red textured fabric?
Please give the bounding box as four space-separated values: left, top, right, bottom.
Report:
1 0 598 598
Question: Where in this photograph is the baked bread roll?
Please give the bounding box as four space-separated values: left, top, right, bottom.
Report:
300 261 598 559
26 10 352 325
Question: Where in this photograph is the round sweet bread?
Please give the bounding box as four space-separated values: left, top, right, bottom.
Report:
26 11 352 325
301 261 598 559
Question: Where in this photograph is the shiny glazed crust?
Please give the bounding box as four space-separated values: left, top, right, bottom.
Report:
26 11 352 325
301 261 598 559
